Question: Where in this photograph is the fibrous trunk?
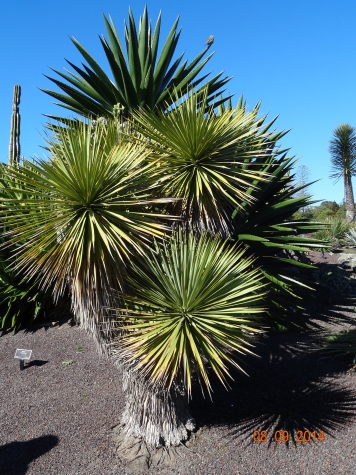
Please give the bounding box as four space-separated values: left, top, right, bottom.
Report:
70 278 196 448
344 172 355 223
120 369 196 447
70 281 118 356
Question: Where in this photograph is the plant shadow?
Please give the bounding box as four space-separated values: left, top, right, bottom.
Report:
0 435 58 475
1 314 75 337
272 254 356 332
191 253 356 447
24 315 76 334
188 253 356 448
190 328 356 448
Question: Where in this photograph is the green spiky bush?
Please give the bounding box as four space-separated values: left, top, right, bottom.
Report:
343 227 356 247
313 217 352 248
0 243 72 334
0 161 73 333
319 329 356 365
115 229 266 397
229 148 326 328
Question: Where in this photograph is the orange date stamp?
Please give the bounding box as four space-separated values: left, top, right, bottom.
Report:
253 430 325 443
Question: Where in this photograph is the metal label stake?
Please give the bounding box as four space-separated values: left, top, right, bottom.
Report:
14 349 32 370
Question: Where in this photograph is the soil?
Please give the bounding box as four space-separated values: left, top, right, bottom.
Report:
2 250 356 475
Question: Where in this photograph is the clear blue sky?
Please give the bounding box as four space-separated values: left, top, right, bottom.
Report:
1 0 355 204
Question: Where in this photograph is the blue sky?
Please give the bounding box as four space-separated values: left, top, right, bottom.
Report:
1 0 355 204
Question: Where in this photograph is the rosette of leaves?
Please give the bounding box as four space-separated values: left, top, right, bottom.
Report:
344 227 356 247
0 120 177 351
114 229 266 398
130 91 271 235
0 164 72 334
42 6 231 121
230 143 327 329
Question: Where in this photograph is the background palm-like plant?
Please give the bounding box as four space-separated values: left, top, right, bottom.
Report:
0 120 176 351
112 229 266 446
329 123 356 223
42 6 231 121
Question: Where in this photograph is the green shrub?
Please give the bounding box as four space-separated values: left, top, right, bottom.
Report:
344 228 356 247
0 245 72 334
319 329 356 365
313 217 352 247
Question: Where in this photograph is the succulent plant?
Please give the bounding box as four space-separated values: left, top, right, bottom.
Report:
8 85 21 166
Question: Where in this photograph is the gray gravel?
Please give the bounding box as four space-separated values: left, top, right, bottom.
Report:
1 251 356 475
0 322 124 475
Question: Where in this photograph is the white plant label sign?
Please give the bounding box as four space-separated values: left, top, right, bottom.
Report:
14 349 32 360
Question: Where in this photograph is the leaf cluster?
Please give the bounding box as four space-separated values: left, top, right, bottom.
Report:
42 6 231 121
115 229 266 397
329 123 356 183
0 121 177 316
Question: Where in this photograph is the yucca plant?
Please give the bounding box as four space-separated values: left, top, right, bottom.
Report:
230 147 327 328
112 95 327 450
131 92 272 235
329 124 356 222
312 225 333 243
0 119 177 352
313 217 351 249
0 161 72 334
344 227 356 247
327 217 351 242
132 93 326 328
42 6 231 122
111 229 266 447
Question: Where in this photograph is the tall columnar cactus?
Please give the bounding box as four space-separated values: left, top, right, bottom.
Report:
8 85 21 166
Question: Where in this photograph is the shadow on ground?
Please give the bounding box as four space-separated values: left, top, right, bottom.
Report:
190 256 356 448
24 360 49 369
1 314 75 338
190 330 356 448
0 435 58 475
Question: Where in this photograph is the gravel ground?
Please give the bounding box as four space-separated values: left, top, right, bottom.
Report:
2 250 356 475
